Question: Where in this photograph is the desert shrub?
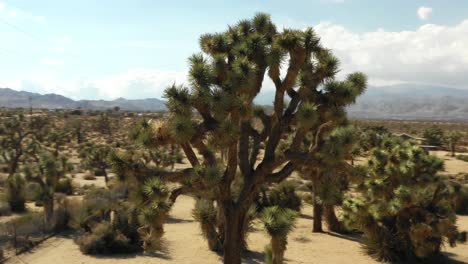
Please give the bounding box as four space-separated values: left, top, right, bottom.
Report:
5 174 26 212
423 126 445 146
56 178 73 195
0 202 11 216
452 183 468 215
192 199 222 251
74 190 141 255
456 155 468 162
256 181 302 213
25 182 42 201
94 169 106 176
261 206 298 264
343 138 466 262
83 173 96 181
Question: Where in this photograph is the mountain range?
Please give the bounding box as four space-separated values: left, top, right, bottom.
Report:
0 88 166 112
1 84 468 121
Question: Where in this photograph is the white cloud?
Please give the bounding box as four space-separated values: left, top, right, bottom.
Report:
417 6 433 20
54 36 72 44
314 20 468 88
0 3 45 23
41 58 64 66
92 69 186 99
1 69 187 100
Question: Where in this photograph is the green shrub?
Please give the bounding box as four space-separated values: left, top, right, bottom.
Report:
6 174 26 212
0 202 11 216
343 139 466 262
56 178 73 195
25 182 42 201
256 181 302 213
76 215 141 254
456 155 468 162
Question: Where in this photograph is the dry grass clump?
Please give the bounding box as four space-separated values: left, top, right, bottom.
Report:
83 173 96 181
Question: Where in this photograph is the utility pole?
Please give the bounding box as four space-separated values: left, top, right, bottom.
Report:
28 96 33 115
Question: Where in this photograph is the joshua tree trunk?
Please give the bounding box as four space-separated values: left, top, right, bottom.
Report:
102 168 109 184
271 236 286 264
312 172 323 232
324 205 346 233
8 152 22 178
222 204 247 264
313 195 323 233
44 198 54 228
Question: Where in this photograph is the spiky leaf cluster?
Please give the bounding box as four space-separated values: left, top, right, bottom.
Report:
343 137 466 261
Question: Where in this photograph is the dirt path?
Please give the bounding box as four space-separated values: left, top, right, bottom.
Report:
6 195 468 264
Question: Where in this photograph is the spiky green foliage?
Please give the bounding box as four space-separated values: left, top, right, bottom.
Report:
0 114 49 178
261 206 297 264
343 138 466 262
423 125 445 146
445 131 463 157
192 199 222 251
24 152 70 226
127 13 367 264
80 145 112 183
109 146 185 253
256 181 302 213
299 125 359 233
5 174 26 212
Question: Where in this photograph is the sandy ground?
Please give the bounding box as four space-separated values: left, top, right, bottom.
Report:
431 151 468 176
6 195 468 264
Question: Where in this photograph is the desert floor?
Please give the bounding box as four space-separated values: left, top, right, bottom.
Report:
5 194 468 264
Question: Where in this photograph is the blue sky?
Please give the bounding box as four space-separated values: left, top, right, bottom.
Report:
1 0 468 99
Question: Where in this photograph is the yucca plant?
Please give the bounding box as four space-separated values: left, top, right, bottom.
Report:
261 206 297 264
0 114 49 178
80 145 112 184
120 13 366 264
445 131 463 157
192 198 223 251
5 174 26 212
343 137 466 262
299 125 358 233
24 152 70 226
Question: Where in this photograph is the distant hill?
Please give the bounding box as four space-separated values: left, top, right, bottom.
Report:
348 84 468 121
0 88 166 111
2 84 468 120
254 83 468 121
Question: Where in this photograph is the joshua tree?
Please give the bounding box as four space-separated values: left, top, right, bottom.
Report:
123 13 366 263
299 125 357 233
110 149 188 253
5 174 26 212
46 130 69 157
343 137 466 262
69 119 85 144
0 115 48 178
192 198 223 251
261 206 297 264
445 131 463 157
80 145 112 184
0 115 48 211
423 125 444 147
24 152 70 226
95 113 112 137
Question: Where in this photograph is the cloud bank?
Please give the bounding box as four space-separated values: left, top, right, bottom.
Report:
3 19 468 99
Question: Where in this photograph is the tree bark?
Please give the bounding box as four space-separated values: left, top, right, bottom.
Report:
222 205 246 264
271 236 285 264
324 205 346 233
44 198 54 229
313 196 323 233
102 169 109 185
